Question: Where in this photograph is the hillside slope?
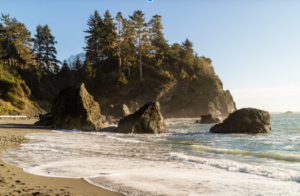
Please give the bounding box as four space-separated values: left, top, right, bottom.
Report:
0 67 45 116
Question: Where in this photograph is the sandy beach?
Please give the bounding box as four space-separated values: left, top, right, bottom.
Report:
0 118 123 196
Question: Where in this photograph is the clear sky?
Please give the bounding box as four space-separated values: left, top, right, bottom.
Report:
1 0 300 112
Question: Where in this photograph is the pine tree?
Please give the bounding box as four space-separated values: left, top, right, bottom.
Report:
129 10 153 81
0 14 32 68
32 25 45 69
74 54 82 71
150 15 168 66
83 10 103 65
102 10 117 66
0 22 5 64
32 24 60 72
181 38 194 67
42 25 60 72
83 60 96 80
11 18 32 68
0 14 12 67
116 12 123 75
60 60 70 72
122 18 136 78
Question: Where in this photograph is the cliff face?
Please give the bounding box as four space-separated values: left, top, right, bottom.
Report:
115 81 236 118
155 82 236 118
17 69 236 118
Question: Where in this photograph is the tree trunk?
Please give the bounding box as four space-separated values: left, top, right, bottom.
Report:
127 57 130 78
119 52 121 75
7 35 10 68
139 39 143 81
118 20 121 75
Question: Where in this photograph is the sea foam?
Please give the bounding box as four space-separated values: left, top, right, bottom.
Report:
2 115 300 195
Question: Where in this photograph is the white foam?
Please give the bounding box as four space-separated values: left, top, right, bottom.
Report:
104 135 142 144
2 130 300 196
165 152 300 182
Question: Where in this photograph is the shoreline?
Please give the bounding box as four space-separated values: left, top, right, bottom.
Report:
2 117 300 195
0 118 124 196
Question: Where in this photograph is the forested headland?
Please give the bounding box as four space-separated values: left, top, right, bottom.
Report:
0 10 236 117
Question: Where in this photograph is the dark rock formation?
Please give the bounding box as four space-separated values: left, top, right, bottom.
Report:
210 108 271 134
196 114 222 124
156 82 236 118
284 111 293 114
117 102 167 134
34 113 54 126
51 83 105 131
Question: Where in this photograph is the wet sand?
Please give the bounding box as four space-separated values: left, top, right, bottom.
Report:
0 118 124 196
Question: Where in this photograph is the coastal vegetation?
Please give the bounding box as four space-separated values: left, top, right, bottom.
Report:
0 10 230 116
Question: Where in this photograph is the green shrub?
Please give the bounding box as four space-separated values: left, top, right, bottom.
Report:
14 100 25 110
20 82 31 97
0 67 31 110
3 92 16 103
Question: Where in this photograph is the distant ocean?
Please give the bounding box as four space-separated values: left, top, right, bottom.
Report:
3 113 300 195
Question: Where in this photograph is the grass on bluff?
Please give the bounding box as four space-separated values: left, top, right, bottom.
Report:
0 66 31 113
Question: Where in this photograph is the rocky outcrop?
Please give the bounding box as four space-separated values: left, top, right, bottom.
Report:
34 113 54 126
210 108 271 134
117 102 167 134
196 114 222 124
51 83 106 131
155 82 236 118
284 111 293 114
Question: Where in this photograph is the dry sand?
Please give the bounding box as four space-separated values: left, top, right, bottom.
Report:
0 118 124 196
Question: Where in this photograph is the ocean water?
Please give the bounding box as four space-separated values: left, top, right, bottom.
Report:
2 113 300 195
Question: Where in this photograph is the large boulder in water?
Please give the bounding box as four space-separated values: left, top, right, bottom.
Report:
210 108 271 134
117 102 167 134
51 83 105 131
196 114 222 124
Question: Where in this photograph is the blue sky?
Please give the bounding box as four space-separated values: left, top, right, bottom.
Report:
2 0 300 112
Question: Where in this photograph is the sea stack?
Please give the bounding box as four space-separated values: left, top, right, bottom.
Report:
284 111 293 114
50 83 106 131
210 108 271 134
117 102 167 134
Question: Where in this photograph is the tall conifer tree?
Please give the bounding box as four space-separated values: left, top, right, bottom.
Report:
0 14 32 68
116 12 123 75
83 10 103 66
102 10 117 66
150 15 168 66
181 38 194 67
129 10 153 81
42 25 60 72
122 18 136 78
32 25 44 69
